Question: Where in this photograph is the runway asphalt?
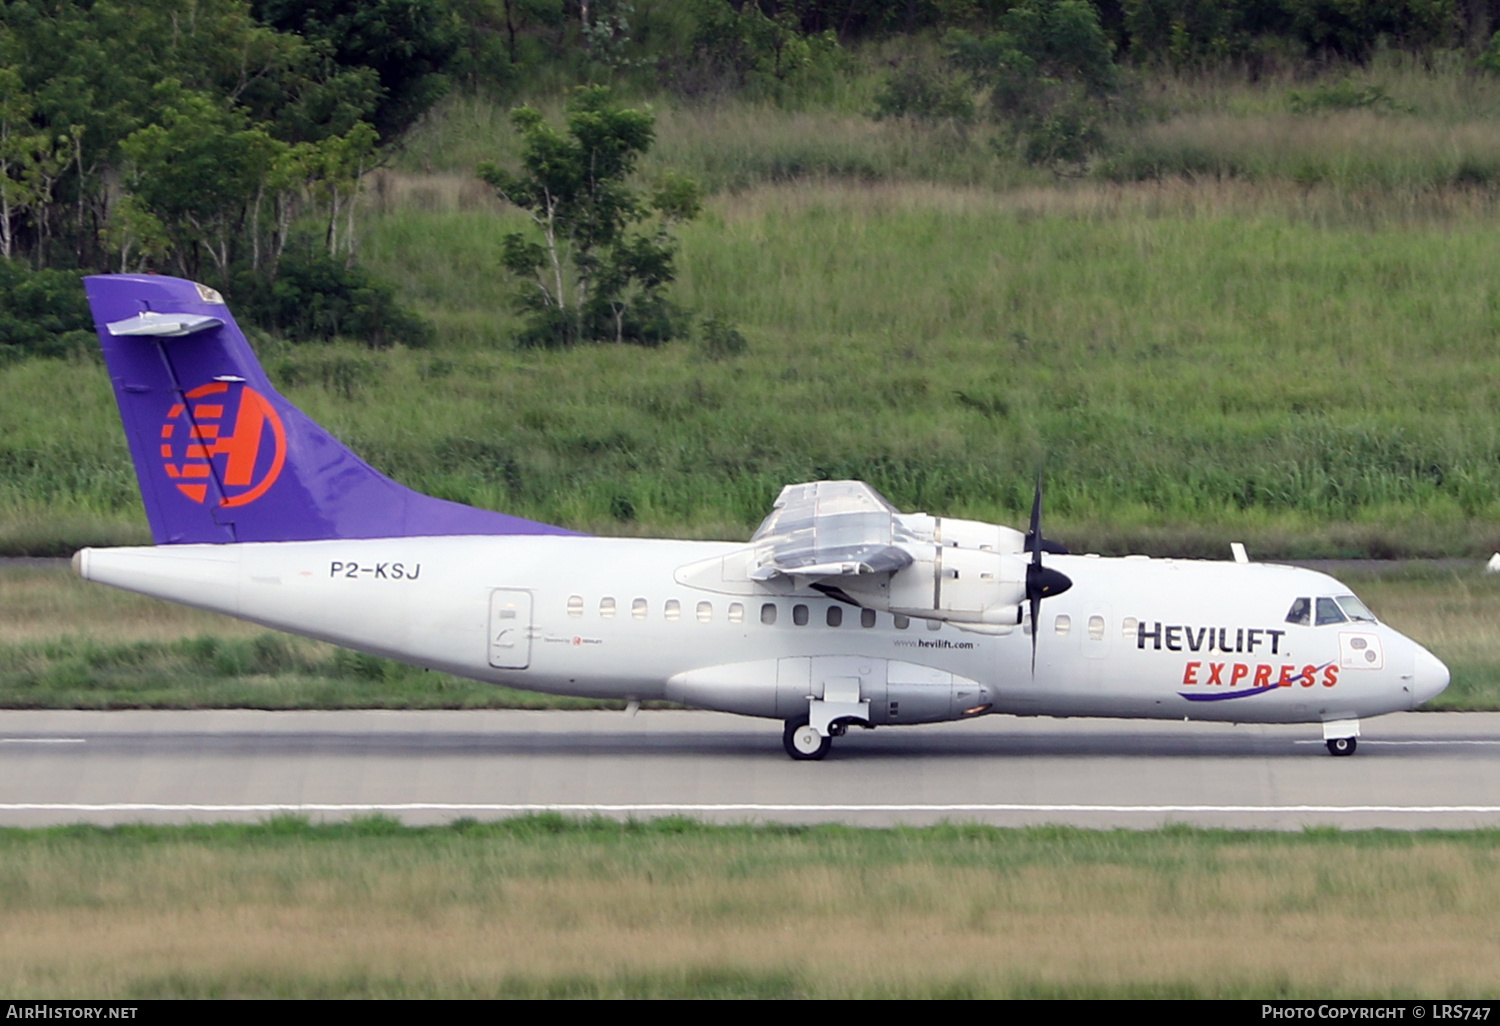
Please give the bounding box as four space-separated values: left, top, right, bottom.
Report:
1 708 1499 829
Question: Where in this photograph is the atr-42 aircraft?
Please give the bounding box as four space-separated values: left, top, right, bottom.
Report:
75 275 1449 760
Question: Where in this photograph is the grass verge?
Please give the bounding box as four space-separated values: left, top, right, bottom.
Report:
0 564 640 709
0 816 1497 998
0 634 628 710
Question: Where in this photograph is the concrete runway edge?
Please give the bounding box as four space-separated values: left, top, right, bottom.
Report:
2 708 1499 829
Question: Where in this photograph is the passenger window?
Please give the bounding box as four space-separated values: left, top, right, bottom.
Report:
1088 615 1105 641
599 597 616 619
761 603 778 625
894 614 910 630
793 604 809 626
567 595 583 619
861 608 877 628
1121 616 1138 639
826 606 843 628
632 598 647 620
1054 614 1071 636
728 602 744 624
1285 597 1311 626
664 599 681 622
697 601 712 623
1315 597 1347 626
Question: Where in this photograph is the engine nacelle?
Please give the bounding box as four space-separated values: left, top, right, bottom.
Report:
841 545 1028 624
677 493 1034 627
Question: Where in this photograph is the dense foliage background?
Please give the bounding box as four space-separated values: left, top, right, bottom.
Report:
6 0 1500 556
10 0 1500 305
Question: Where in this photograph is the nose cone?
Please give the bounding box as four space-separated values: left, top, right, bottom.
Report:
1411 645 1450 708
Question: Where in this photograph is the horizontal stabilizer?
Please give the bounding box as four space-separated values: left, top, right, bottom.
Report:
106 311 224 338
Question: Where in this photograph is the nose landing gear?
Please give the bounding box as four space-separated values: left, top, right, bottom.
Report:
1323 719 1360 756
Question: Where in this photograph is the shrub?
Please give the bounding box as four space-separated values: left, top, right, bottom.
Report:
873 59 976 125
0 263 94 361
236 250 432 348
698 315 748 359
945 2 1122 172
1288 79 1411 114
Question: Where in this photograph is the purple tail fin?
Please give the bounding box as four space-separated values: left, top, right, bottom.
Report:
84 274 579 544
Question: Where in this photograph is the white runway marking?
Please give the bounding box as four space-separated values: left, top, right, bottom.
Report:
0 738 85 744
3 802 1500 815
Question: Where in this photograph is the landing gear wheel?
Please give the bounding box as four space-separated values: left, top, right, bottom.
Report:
783 718 832 761
1326 736 1357 756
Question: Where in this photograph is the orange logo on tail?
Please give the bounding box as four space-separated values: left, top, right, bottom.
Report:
159 382 286 506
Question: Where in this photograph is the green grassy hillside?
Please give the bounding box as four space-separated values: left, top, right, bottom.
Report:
7 65 1500 558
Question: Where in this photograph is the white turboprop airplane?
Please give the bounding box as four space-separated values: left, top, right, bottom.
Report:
73 275 1450 759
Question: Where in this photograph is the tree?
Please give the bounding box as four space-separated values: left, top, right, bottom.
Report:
305 121 380 259
872 57 977 125
252 0 462 140
0 0 390 273
478 86 701 347
0 68 48 262
679 1 844 99
946 1 1121 172
120 84 283 280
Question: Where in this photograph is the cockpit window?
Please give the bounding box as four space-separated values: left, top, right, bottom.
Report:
1315 597 1348 626
1285 597 1311 626
1336 594 1377 623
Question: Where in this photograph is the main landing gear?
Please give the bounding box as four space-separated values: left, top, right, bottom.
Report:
783 716 834 760
784 683 867 760
1326 736 1357 756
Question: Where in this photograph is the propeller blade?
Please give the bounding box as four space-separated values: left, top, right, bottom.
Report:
1029 593 1040 675
1023 532 1070 555
1028 473 1043 564
1023 471 1072 677
1025 562 1074 673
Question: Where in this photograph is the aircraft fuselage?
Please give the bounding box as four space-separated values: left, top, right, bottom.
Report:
75 537 1447 729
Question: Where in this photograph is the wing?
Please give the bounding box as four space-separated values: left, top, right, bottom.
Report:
748 480 915 580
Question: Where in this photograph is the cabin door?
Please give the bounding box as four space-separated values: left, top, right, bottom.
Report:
488 589 533 669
